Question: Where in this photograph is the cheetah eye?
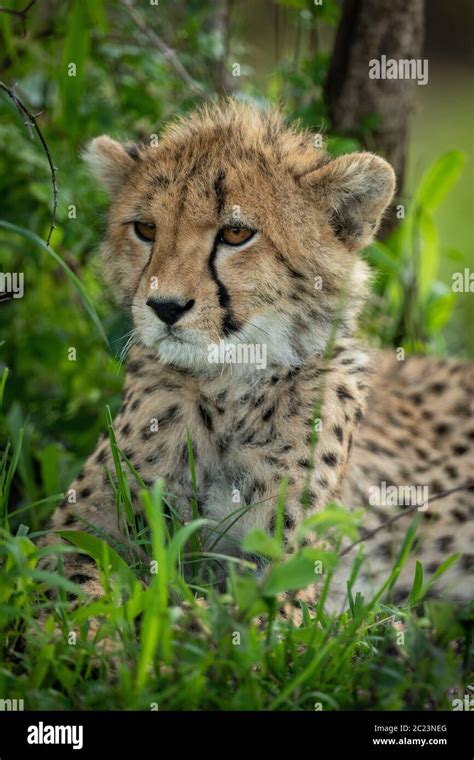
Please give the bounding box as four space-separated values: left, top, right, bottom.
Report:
218 226 255 247
134 221 156 243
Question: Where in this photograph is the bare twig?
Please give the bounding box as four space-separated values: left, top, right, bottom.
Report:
0 81 58 245
120 0 206 97
339 483 474 558
0 0 36 36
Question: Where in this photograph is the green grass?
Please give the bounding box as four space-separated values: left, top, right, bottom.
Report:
0 374 472 711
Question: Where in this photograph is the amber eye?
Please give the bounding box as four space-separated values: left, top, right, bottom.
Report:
134 221 156 242
219 226 255 246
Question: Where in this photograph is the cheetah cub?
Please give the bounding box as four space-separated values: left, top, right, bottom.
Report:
48 101 472 613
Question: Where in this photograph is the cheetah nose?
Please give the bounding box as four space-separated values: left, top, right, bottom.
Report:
146 297 195 326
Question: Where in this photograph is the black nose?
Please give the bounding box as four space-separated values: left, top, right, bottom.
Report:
146 297 195 326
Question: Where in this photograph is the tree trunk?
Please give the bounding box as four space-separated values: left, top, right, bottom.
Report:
211 0 234 95
325 0 425 236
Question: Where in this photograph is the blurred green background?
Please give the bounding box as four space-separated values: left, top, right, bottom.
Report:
0 0 472 521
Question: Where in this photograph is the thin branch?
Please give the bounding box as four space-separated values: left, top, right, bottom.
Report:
120 0 206 97
0 0 36 14
0 0 36 36
339 483 474 558
0 81 58 246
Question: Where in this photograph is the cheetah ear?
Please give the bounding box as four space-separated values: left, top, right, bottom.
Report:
83 136 140 194
301 152 396 251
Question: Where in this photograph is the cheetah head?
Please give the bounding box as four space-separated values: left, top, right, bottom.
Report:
85 100 395 373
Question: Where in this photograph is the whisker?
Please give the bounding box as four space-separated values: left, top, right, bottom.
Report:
117 330 139 370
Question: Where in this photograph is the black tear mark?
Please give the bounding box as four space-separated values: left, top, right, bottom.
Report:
208 237 241 335
208 168 242 334
214 168 226 216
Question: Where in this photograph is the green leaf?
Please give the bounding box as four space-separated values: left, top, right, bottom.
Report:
420 554 461 599
57 530 139 590
60 0 91 127
31 569 87 598
167 518 210 570
0 367 8 411
407 560 424 605
417 208 439 300
347 545 366 614
137 481 171 689
85 0 108 32
384 515 421 598
242 528 282 560
273 479 288 545
0 13 15 60
262 554 314 596
105 405 135 532
298 502 361 542
185 427 201 565
366 241 400 274
414 151 465 212
38 444 62 496
425 291 456 331
262 549 337 596
1 426 24 528
232 574 266 617
0 220 109 349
